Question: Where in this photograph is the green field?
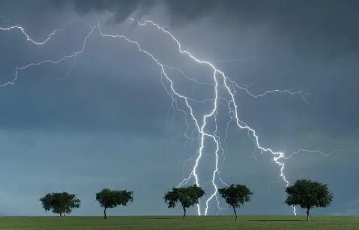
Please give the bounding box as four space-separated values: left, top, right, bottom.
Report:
0 216 358 230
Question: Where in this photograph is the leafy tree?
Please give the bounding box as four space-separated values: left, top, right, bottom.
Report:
163 184 205 218
95 188 134 219
218 184 253 220
285 179 333 221
39 192 81 216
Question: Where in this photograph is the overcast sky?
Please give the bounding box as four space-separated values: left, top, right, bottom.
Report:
0 0 358 217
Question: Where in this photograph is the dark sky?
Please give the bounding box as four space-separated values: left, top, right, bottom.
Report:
0 0 358 216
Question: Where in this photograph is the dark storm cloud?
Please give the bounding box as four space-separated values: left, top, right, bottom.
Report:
1 0 359 217
53 0 359 56
0 12 175 137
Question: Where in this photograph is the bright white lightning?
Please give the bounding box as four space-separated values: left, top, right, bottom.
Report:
0 19 76 45
0 21 96 88
130 18 303 216
1 16 357 216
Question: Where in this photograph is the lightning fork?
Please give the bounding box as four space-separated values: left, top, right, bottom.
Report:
128 18 303 215
0 25 96 88
0 17 307 215
1 16 357 217
131 18 359 216
97 21 220 215
0 19 76 45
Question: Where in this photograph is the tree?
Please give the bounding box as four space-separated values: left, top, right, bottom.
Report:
218 184 253 220
39 192 81 216
95 188 134 219
285 179 333 221
163 184 205 218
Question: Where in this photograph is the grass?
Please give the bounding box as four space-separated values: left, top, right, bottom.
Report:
0 216 358 230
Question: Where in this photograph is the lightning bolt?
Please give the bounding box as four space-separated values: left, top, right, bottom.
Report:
128 18 306 216
0 20 94 88
0 19 76 46
1 16 358 217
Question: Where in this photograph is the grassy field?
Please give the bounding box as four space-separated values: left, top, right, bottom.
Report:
0 216 358 230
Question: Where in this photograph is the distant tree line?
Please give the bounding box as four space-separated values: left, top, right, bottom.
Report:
40 179 333 221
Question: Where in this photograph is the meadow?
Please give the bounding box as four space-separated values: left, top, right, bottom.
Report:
0 216 358 230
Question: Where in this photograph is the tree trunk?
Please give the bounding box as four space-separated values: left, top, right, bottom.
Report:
59 213 62 217
232 206 237 220
104 207 107 219
306 208 310 221
182 205 186 219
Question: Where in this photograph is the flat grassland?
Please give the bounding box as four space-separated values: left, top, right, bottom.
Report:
0 216 358 230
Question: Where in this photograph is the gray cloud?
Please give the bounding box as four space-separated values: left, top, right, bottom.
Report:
0 0 358 216
48 0 359 57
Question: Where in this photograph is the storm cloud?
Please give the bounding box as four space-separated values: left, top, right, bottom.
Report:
50 0 359 56
0 0 358 216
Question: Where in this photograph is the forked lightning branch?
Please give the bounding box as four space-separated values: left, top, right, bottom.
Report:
1 16 355 216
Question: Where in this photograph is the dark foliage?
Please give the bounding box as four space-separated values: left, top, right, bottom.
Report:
163 184 205 218
95 188 134 219
285 179 333 221
39 192 81 216
218 184 253 220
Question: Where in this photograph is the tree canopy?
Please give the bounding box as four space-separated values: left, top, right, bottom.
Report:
285 179 333 220
39 192 81 216
218 184 253 220
163 184 205 218
95 188 134 219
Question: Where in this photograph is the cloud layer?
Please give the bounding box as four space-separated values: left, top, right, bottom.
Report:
52 0 359 57
0 0 358 216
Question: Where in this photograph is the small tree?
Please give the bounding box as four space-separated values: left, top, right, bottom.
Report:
285 179 333 221
163 184 205 218
218 184 253 220
95 188 134 219
39 192 81 216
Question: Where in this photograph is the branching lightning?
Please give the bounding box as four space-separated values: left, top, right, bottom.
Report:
0 19 76 45
1 15 358 216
